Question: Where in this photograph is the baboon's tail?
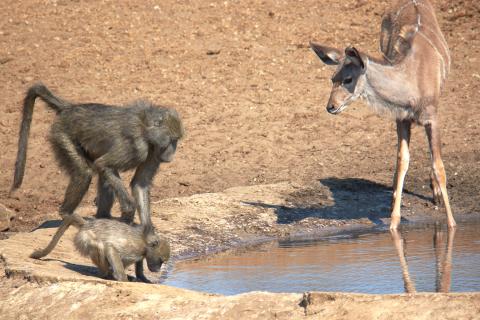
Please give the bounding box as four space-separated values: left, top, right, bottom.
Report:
11 83 71 191
30 213 85 259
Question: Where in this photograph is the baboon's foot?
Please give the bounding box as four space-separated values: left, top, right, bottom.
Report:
95 211 113 219
120 203 136 223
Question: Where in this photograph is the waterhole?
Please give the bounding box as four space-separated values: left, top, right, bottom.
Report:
163 221 480 295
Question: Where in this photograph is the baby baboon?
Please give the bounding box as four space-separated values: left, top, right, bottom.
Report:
12 83 184 226
30 214 170 282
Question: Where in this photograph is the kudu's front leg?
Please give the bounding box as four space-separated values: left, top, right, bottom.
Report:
425 122 456 228
390 120 411 229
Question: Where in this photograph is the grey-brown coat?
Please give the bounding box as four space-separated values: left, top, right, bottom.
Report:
30 214 170 282
12 83 184 227
310 0 455 229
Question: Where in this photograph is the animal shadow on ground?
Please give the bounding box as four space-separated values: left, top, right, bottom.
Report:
245 177 429 225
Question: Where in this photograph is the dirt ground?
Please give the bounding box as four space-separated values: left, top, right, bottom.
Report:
1 1 480 318
1 204 480 319
0 0 479 232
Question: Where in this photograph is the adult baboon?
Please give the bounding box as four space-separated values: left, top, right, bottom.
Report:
31 214 170 282
12 83 184 226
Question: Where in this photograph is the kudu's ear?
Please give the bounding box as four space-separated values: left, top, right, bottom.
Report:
345 46 365 70
310 42 343 65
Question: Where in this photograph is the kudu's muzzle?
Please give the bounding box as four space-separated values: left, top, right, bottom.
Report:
326 103 339 114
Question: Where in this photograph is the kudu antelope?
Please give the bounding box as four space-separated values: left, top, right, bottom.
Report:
310 0 455 229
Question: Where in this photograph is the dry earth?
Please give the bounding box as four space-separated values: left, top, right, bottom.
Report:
1 0 480 319
1 185 480 319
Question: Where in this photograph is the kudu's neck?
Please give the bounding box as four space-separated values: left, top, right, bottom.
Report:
359 55 420 120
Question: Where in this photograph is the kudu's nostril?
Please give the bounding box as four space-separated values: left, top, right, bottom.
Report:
327 104 336 113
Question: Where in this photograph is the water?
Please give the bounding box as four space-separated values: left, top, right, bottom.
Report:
163 222 480 295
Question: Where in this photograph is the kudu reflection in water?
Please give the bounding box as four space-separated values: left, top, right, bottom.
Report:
390 223 456 293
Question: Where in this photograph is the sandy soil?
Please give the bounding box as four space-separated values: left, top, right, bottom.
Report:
0 0 479 318
1 185 479 319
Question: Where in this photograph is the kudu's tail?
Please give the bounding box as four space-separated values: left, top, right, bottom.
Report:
30 213 85 259
11 83 71 191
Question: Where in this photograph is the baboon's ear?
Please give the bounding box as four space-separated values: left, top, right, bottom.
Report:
345 46 365 70
310 42 343 65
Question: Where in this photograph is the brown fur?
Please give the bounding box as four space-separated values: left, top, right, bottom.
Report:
310 0 456 229
30 214 170 282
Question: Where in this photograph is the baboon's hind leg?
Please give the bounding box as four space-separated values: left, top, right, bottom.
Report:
95 171 119 219
90 246 111 279
51 127 92 218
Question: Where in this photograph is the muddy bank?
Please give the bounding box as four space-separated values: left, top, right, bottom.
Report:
1 181 478 282
1 182 479 319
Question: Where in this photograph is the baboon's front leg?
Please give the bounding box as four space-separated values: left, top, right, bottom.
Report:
95 170 119 219
390 120 411 229
135 260 152 283
425 121 456 228
130 152 161 227
105 245 128 282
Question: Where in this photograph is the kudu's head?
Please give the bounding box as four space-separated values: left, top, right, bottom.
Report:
310 43 367 115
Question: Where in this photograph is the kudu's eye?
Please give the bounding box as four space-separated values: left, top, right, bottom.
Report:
343 77 353 85
153 120 162 127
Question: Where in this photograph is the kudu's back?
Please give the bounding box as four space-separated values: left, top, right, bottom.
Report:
380 0 450 84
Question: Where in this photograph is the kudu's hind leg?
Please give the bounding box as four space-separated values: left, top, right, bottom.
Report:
390 120 411 230
425 122 456 228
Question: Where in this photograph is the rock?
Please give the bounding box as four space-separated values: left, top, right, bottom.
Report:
0 204 14 231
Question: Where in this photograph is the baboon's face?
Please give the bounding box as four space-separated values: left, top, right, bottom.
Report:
146 235 171 272
144 109 183 163
158 139 178 162
310 43 366 115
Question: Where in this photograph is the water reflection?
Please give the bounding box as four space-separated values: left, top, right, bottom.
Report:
434 224 455 293
390 229 416 293
163 222 478 295
391 224 456 294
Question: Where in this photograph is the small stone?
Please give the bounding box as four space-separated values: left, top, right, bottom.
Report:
0 204 15 231
206 49 221 55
